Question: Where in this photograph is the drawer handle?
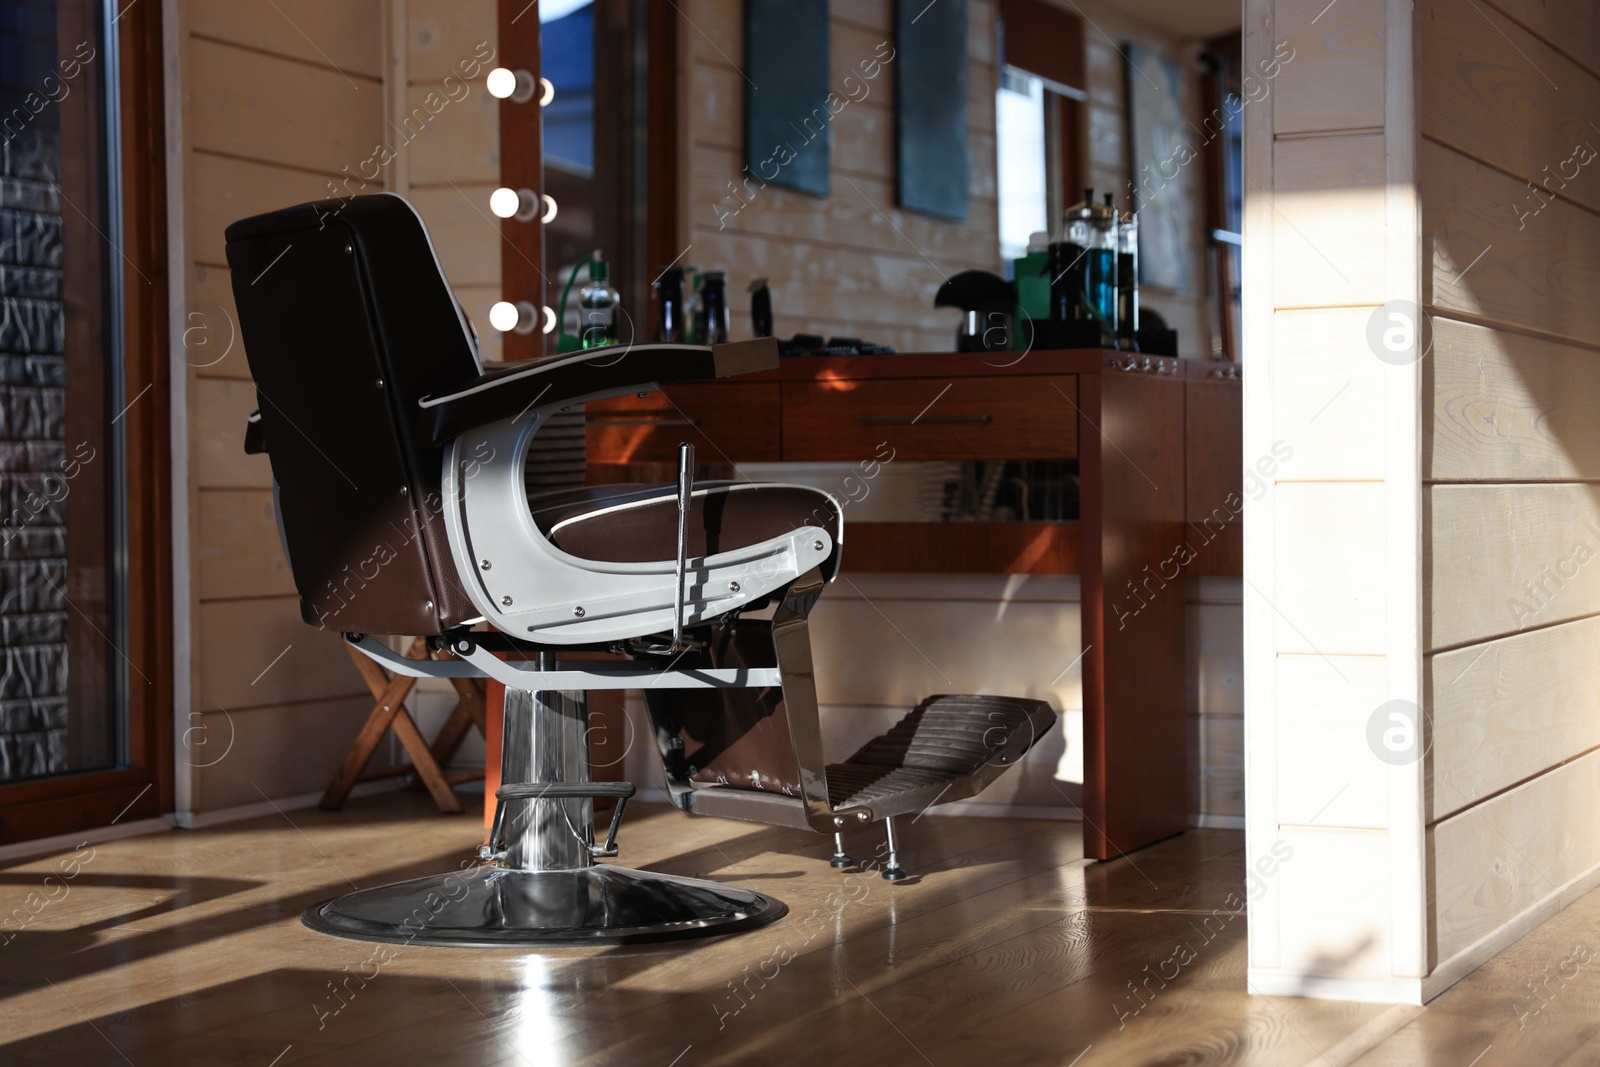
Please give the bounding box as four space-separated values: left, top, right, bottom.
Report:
588 416 699 427
856 414 991 425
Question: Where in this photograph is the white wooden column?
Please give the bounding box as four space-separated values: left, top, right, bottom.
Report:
1243 0 1428 1003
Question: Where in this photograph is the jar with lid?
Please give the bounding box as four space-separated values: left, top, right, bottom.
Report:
1117 210 1139 351
1085 193 1120 347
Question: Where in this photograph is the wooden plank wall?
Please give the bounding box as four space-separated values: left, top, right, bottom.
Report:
1419 0 1600 970
177 0 500 811
1189 577 1244 822
400 0 503 363
179 0 386 811
1243 0 1426 997
390 0 502 761
678 0 1212 356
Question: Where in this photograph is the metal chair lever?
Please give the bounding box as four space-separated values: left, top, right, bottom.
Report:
672 440 694 651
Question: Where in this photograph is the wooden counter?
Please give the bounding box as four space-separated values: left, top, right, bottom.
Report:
587 348 1243 860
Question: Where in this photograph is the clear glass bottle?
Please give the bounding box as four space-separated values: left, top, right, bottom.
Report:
1117 211 1139 351
1058 190 1095 329
1086 193 1119 347
684 266 706 344
579 251 619 348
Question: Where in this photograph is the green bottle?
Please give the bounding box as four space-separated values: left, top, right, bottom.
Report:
579 251 620 348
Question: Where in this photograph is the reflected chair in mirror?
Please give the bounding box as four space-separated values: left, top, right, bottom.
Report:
226 192 1055 947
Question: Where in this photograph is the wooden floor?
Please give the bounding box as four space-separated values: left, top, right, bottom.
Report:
0 794 1597 1066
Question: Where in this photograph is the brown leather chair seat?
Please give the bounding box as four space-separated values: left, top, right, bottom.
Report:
528 481 841 564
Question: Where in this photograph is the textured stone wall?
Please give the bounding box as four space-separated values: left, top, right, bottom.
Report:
0 0 71 780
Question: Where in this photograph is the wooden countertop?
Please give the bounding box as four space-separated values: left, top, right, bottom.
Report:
728 348 1241 382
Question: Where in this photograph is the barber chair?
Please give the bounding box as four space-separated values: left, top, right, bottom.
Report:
226 193 1056 947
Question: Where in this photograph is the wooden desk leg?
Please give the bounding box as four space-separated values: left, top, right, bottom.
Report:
1079 369 1190 859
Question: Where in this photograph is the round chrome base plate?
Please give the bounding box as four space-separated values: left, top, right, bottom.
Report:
302 864 787 948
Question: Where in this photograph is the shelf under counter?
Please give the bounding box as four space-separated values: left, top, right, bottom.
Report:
841 521 1080 575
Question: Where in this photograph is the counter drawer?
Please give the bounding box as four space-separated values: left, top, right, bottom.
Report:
781 376 1078 461
586 382 780 463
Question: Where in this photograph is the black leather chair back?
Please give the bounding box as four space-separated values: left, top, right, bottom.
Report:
225 194 483 635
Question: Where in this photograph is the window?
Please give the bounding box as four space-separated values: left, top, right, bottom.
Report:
0 0 169 841
0 0 121 782
538 0 656 349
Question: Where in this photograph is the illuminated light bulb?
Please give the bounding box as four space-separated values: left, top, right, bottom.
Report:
490 187 541 222
489 300 539 334
540 193 558 223
484 67 516 98
488 187 520 218
542 305 557 334
485 67 538 104
539 76 555 106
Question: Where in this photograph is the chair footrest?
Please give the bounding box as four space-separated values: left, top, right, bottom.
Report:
496 781 637 801
826 694 1056 811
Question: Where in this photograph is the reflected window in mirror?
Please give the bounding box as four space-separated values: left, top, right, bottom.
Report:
1203 34 1243 362
997 66 1049 267
992 73 1083 279
538 0 658 351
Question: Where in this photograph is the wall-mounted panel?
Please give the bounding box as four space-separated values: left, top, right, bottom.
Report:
1272 134 1387 309
1420 0 1600 218
1429 616 1600 822
1273 481 1388 656
1431 748 1600 964
894 0 968 219
1271 308 1387 481
1272 0 1385 135
744 0 832 197
1428 316 1600 482
1427 483 1600 650
1422 140 1600 351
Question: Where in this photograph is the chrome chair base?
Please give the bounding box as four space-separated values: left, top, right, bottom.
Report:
302 863 786 948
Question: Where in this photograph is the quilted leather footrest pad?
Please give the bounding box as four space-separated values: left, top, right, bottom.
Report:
826 694 1057 809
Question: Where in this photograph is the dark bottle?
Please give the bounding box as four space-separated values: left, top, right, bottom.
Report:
654 265 686 342
1044 189 1120 349
749 277 773 338
1044 240 1084 324
1117 211 1139 351
699 270 730 345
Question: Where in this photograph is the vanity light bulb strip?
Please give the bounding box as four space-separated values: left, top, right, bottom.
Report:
484 67 554 107
488 300 553 335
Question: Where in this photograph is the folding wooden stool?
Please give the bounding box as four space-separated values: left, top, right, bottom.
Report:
321 636 489 814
